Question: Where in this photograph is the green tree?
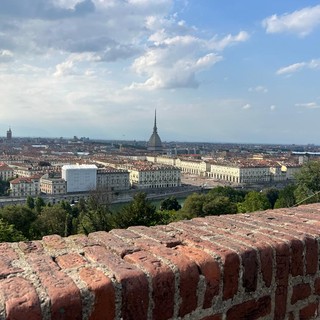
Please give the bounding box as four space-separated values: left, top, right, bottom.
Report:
34 196 45 214
274 184 296 208
31 205 70 238
113 192 158 228
202 196 237 216
26 196 35 209
160 196 181 211
180 193 206 217
207 186 247 203
0 219 26 242
0 205 37 239
238 191 271 213
263 188 279 209
294 160 320 204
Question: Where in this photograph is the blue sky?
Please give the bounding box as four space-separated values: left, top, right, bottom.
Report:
0 0 320 144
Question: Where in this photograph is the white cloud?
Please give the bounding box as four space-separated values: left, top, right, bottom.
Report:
295 102 320 109
0 50 14 62
270 105 276 111
209 31 250 51
248 85 268 93
277 59 320 75
129 30 248 90
242 103 251 110
262 5 320 36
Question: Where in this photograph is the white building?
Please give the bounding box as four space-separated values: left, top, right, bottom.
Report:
129 164 181 189
62 164 97 193
40 175 67 195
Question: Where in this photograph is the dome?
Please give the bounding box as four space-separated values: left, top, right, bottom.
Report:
147 110 163 152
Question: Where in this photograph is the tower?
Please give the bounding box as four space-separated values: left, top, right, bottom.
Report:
6 127 12 140
147 110 163 152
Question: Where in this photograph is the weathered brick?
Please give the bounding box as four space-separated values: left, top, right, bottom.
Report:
84 245 149 319
26 253 82 320
226 295 271 320
128 225 182 247
0 243 23 278
200 315 222 320
175 245 220 308
258 244 273 287
274 242 290 320
290 239 304 276
88 231 139 257
55 253 87 269
0 277 42 320
299 302 319 320
291 283 311 304
305 237 318 275
149 245 199 317
168 224 240 301
314 277 320 295
18 240 43 254
42 234 67 250
79 267 115 320
124 250 175 320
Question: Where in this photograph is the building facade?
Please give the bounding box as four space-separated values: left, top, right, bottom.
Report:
10 176 40 197
96 168 130 191
40 175 67 195
62 164 97 193
129 164 181 189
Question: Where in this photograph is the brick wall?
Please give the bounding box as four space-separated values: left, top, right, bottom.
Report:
1 204 320 319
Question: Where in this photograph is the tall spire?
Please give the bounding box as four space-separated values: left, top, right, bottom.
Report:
153 109 158 133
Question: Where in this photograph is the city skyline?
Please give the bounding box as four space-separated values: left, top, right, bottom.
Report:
0 1 320 144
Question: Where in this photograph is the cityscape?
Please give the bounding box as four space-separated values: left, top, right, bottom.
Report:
0 113 318 206
1 1 320 319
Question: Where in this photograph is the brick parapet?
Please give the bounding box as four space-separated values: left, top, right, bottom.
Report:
1 204 320 319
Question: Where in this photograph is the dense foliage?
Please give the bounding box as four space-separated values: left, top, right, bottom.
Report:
0 160 319 242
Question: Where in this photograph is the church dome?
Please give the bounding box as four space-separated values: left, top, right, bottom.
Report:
148 110 163 152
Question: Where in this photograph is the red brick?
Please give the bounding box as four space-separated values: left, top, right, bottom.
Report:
42 234 67 250
128 225 182 247
26 253 82 320
258 244 273 287
300 302 319 320
290 239 304 276
110 228 142 240
84 245 149 319
0 243 23 278
226 296 271 320
291 283 311 304
176 245 220 308
0 277 42 320
274 242 290 320
79 267 115 320
314 277 320 295
167 224 240 301
200 315 222 320
150 245 199 317
18 240 43 253
55 253 86 269
305 237 318 275
124 250 175 320
88 231 139 257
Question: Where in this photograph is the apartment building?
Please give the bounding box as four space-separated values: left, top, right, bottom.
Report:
40 175 67 195
97 168 130 191
0 163 15 181
10 176 41 197
129 163 181 189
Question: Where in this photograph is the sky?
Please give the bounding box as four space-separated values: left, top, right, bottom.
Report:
0 0 320 144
